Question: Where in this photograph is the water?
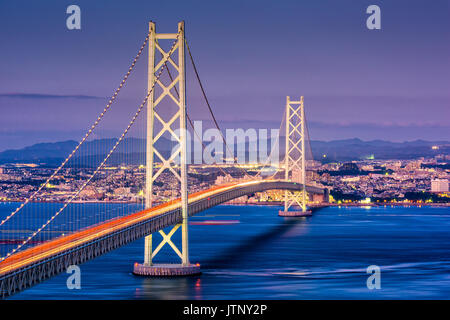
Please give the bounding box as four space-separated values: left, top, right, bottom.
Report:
1 203 449 299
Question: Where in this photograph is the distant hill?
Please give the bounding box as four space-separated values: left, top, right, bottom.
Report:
0 140 78 165
0 137 448 166
309 138 450 161
0 138 172 167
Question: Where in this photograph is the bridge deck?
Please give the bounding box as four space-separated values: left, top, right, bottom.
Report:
0 180 325 297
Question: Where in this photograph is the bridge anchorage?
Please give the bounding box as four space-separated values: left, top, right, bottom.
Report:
132 21 200 277
279 96 312 217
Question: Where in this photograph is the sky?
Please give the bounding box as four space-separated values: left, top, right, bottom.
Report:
0 0 449 151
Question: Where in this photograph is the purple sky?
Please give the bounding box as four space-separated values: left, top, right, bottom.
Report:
0 0 449 151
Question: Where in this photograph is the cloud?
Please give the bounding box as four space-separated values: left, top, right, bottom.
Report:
0 93 105 100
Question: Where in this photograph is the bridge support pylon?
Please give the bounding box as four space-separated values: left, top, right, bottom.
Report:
279 96 312 217
133 21 200 277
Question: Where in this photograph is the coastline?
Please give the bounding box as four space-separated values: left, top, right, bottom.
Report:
0 200 448 208
223 201 450 208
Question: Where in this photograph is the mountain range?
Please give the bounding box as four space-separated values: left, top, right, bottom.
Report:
0 137 448 166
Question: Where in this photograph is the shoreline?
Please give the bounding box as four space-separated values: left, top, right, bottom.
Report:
0 200 448 208
223 201 450 208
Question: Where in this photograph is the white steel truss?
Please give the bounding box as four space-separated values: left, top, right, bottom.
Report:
284 96 308 212
144 21 190 266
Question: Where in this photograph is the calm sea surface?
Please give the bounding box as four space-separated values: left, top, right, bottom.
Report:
1 203 449 299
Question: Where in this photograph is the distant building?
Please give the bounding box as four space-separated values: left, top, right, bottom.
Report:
215 174 233 185
79 186 103 200
431 179 449 193
114 187 131 196
342 176 360 182
405 160 422 171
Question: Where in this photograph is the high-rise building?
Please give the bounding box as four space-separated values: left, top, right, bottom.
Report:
431 179 449 193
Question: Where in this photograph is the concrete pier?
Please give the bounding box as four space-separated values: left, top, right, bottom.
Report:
278 210 312 217
133 263 201 277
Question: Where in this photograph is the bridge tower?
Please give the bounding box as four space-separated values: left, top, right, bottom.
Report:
279 96 311 217
133 21 200 276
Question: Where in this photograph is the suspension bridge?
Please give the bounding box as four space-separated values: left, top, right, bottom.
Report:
0 21 329 298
